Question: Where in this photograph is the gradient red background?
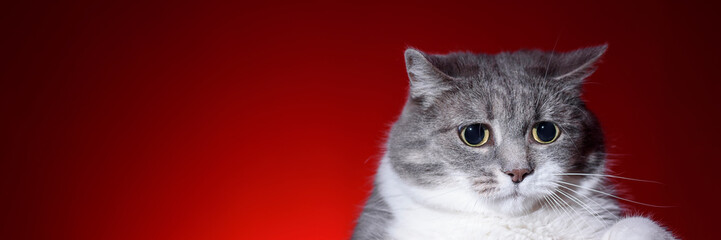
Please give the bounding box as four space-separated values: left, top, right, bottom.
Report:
2 1 720 239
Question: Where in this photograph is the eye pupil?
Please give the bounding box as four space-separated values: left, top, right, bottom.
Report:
463 124 485 145
535 122 557 142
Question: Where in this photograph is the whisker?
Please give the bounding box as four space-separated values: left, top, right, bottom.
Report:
542 195 563 225
556 180 673 208
543 36 560 80
547 192 572 220
549 192 585 232
556 184 618 221
553 173 662 184
556 187 607 226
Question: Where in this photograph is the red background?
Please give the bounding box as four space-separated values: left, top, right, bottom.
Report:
2 1 719 239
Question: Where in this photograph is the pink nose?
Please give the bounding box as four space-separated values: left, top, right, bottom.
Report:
504 168 532 183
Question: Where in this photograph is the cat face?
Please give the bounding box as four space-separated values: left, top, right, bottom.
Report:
386 46 607 215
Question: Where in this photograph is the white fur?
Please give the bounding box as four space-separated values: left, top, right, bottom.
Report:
602 217 676 240
375 156 675 240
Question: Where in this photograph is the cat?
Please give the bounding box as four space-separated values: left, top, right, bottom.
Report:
352 46 677 240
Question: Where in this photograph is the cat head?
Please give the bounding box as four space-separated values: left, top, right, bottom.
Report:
386 45 607 216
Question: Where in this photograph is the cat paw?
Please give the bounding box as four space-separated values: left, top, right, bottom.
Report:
601 216 676 240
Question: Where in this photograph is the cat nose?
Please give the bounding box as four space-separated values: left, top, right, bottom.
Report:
504 168 532 183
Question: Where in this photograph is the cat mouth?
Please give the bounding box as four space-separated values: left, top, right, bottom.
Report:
508 187 523 198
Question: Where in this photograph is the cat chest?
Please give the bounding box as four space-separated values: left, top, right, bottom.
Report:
386 208 604 240
387 210 554 240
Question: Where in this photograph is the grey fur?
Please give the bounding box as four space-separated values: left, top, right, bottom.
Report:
351 187 392 240
353 46 610 239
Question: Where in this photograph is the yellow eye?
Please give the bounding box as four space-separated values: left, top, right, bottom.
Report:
459 123 490 147
532 121 560 144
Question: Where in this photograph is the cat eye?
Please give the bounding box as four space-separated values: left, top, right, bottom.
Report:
458 123 490 147
532 121 560 144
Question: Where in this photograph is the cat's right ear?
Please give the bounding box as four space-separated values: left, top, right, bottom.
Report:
404 48 454 108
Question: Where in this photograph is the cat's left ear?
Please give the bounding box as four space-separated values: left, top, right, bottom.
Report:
552 44 607 82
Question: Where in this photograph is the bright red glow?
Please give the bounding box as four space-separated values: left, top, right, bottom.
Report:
2 1 719 239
